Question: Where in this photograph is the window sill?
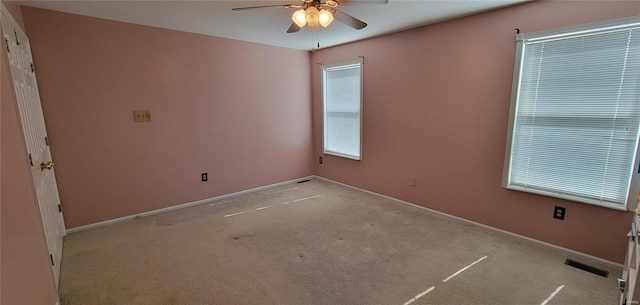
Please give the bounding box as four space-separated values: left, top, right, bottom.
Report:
323 151 361 161
504 184 629 211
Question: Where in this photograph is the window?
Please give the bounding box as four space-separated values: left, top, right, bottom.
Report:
503 17 640 210
322 59 363 160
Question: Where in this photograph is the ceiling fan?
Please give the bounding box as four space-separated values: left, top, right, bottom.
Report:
232 0 389 33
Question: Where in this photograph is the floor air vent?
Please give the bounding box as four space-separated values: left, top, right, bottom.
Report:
564 259 609 278
297 180 310 184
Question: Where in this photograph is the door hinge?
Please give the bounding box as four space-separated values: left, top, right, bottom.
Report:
4 38 9 53
49 254 54 266
28 153 34 167
14 30 20 46
30 63 34 73
58 204 62 213
45 136 49 146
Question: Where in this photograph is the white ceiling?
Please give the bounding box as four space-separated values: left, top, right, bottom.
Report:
15 0 528 51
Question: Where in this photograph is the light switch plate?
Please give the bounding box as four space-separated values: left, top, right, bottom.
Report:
133 110 151 122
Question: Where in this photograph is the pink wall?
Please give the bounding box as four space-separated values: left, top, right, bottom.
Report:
311 0 639 263
1 2 58 304
21 7 313 228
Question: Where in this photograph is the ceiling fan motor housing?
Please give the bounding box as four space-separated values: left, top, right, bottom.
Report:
326 0 340 7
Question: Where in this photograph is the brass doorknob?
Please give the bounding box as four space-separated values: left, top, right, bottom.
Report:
40 161 54 171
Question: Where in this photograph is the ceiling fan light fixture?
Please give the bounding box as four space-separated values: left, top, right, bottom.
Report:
318 9 334 27
305 6 320 30
292 9 307 27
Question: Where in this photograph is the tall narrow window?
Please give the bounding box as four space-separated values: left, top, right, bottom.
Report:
323 59 363 160
503 17 640 210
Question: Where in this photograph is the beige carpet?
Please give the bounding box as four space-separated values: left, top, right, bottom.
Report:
59 178 621 305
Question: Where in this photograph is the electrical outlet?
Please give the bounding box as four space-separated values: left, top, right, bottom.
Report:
133 110 151 122
319 156 323 164
201 173 208 182
553 206 566 220
410 177 416 186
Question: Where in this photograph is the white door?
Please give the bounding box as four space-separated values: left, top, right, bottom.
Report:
1 8 66 287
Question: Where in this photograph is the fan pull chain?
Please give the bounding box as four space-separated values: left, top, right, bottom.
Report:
311 30 320 52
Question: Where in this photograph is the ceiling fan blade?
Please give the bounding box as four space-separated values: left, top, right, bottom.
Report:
287 22 302 33
338 0 388 6
332 9 367 30
232 4 300 11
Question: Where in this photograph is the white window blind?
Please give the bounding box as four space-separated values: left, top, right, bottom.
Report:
323 59 363 160
504 17 640 210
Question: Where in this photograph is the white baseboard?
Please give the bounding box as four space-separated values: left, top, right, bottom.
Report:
66 176 314 234
313 175 623 269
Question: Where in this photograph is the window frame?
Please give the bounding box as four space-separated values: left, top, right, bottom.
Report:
322 58 364 161
502 16 640 211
